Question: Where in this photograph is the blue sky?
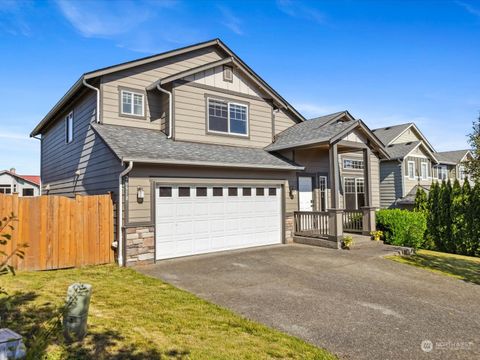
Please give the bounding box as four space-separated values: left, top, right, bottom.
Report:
1 0 480 174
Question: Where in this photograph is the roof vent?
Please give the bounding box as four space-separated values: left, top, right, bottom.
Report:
388 145 394 148
384 127 391 130
405 142 412 145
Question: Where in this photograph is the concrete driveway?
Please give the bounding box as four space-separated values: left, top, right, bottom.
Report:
137 244 480 360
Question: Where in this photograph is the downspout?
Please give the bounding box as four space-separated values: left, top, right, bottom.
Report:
117 161 133 267
83 78 100 123
156 84 173 139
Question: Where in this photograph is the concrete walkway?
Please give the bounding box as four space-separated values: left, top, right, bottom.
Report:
137 244 480 360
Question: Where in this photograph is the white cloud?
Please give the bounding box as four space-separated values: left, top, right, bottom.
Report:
0 0 32 36
218 6 244 35
456 1 480 18
277 0 326 24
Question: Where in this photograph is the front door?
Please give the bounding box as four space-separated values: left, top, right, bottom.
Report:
298 176 313 211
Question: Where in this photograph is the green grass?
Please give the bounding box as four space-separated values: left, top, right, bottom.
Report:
387 249 480 285
0 265 335 359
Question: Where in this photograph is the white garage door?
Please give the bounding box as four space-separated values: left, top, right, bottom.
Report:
155 184 282 260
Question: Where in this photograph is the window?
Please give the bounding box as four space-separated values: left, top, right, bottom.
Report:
420 162 429 180
196 187 207 197
268 188 277 196
223 65 233 82
344 177 365 210
242 187 251 196
256 188 264 196
0 185 11 194
343 159 364 170
437 165 448 180
213 187 223 196
459 165 466 181
121 90 144 117
159 187 172 197
228 187 238 196
408 161 415 179
22 188 34 197
319 176 328 211
207 98 248 136
178 187 190 197
65 111 74 143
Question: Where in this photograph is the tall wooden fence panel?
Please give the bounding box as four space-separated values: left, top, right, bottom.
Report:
0 193 114 271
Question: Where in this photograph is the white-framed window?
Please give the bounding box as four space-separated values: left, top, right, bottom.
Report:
343 159 364 170
207 98 248 136
121 90 144 117
319 175 328 211
343 177 365 210
65 111 74 143
437 165 448 180
0 185 12 194
420 162 429 180
458 165 466 180
408 161 416 179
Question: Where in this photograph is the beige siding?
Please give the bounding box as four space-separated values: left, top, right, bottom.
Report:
370 153 380 208
392 127 421 144
173 82 273 147
342 129 367 143
100 46 223 130
274 109 298 136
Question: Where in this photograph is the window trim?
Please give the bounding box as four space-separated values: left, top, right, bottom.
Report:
436 165 448 180
420 162 429 180
223 65 233 82
458 165 466 181
65 111 74 144
119 87 146 119
206 96 249 137
343 158 364 170
407 161 416 180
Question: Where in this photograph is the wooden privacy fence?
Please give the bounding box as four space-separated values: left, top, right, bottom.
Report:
0 193 114 271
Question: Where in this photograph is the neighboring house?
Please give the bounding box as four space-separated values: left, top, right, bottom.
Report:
434 150 473 183
0 168 40 196
31 39 387 266
372 123 439 208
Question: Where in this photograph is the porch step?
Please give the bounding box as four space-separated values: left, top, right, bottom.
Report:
293 236 340 249
347 234 383 248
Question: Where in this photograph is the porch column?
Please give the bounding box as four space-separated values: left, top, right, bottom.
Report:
329 143 340 208
362 147 376 235
328 143 343 245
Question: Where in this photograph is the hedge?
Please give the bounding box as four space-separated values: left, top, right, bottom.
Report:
376 209 427 249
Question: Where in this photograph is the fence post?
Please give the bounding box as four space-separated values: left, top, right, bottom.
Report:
10 193 19 268
361 206 377 236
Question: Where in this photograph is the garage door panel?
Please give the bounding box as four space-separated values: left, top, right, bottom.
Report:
156 184 281 260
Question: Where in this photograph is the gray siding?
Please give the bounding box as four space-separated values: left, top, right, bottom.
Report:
41 90 123 197
379 160 403 208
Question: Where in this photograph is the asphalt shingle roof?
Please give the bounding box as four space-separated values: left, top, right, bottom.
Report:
265 113 355 151
384 141 421 160
92 123 303 170
435 150 470 165
372 123 412 146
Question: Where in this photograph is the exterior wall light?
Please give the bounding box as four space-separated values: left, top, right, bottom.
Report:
137 186 145 203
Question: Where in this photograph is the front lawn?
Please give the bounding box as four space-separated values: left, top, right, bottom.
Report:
387 249 480 285
0 265 335 359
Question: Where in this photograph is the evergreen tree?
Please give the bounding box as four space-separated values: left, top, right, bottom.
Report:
465 112 480 182
470 182 480 256
461 180 473 255
427 181 440 250
450 179 464 254
439 181 453 252
414 187 428 213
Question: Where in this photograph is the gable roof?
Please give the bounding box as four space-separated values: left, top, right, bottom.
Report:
264 111 389 158
384 141 438 163
0 170 41 187
92 123 303 171
31 39 304 137
372 122 436 152
435 149 471 165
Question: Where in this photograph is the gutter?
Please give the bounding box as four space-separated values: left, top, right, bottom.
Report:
82 79 100 123
117 161 134 267
156 84 173 139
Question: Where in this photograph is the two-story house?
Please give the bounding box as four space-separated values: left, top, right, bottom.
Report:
434 150 473 183
31 39 388 266
372 123 439 208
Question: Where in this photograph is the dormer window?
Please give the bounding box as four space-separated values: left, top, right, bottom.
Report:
121 89 145 117
207 98 248 136
223 65 233 82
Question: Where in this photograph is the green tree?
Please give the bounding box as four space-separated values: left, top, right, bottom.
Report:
438 181 453 252
450 179 464 254
414 187 428 213
426 181 440 250
470 182 480 256
465 112 480 182
461 180 474 255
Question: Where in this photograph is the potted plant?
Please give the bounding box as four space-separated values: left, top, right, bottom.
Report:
370 230 383 241
342 235 354 250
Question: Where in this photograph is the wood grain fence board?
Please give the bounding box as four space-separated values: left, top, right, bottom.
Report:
0 193 114 271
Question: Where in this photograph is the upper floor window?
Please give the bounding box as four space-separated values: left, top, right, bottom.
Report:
121 90 144 117
207 98 248 136
437 165 448 180
420 162 429 180
459 165 466 181
407 161 415 179
343 159 364 170
65 111 74 143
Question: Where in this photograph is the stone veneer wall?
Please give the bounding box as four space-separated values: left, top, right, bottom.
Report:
285 214 294 243
125 226 155 266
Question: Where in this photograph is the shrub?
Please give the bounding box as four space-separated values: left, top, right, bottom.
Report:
376 209 427 249
342 235 354 250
